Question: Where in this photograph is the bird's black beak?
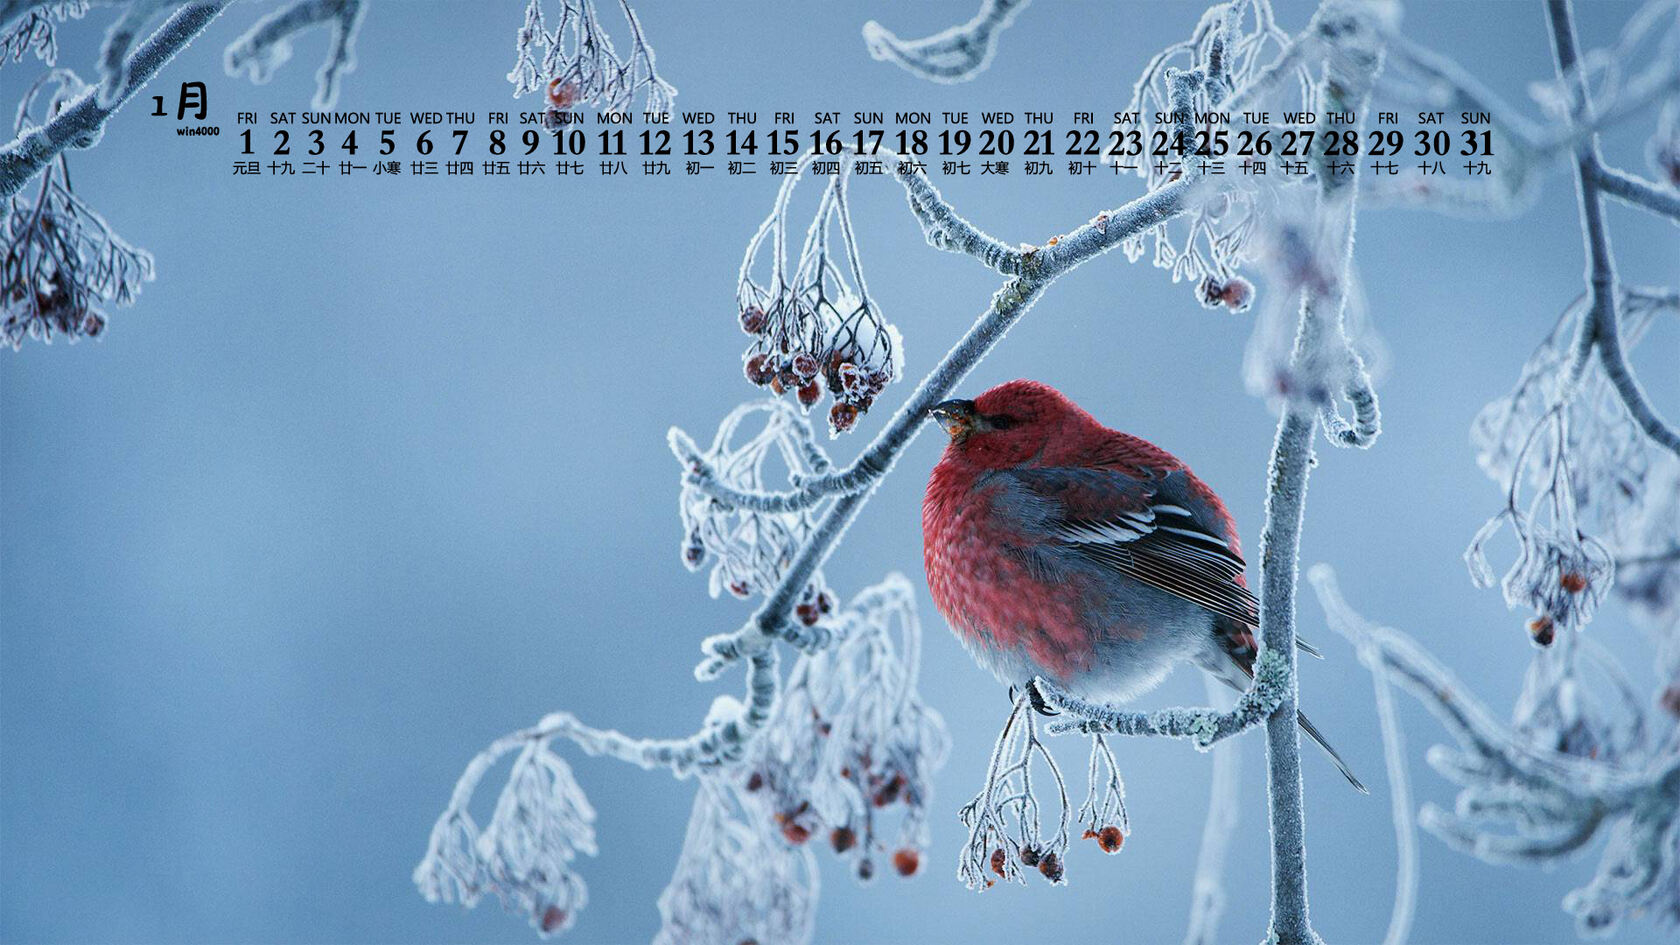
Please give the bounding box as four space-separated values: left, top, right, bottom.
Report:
929 399 976 439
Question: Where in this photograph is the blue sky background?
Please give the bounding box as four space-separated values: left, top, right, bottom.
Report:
3 1 1677 943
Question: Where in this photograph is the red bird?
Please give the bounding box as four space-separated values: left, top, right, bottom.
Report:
922 379 1364 792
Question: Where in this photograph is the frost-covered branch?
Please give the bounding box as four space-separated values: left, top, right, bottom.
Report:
1037 648 1290 746
861 0 1029 84
1250 10 1381 943
1591 161 1680 222
0 1 229 201
1547 0 1680 463
224 0 367 111
1 0 86 66
1309 566 1680 938
508 0 676 122
1183 678 1242 945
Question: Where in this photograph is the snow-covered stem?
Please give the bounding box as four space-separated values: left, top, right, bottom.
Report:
1037 648 1289 746
861 0 1030 84
1548 0 1680 464
1182 677 1241 945
224 0 367 111
1591 162 1680 223
1305 566 1417 945
0 1 230 200
1254 10 1381 943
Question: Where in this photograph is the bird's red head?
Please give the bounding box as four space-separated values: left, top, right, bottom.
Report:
928 380 1101 468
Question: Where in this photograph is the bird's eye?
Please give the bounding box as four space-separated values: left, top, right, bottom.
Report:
985 413 1018 430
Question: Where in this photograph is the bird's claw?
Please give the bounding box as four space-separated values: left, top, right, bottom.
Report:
1026 678 1061 716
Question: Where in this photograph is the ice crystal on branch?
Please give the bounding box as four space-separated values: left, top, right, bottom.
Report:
508 0 675 129
738 154 904 436
0 1 85 66
741 574 949 882
672 400 833 604
656 778 818 945
415 729 598 939
2 70 153 349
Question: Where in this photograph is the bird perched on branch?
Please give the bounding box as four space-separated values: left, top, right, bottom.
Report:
922 379 1365 792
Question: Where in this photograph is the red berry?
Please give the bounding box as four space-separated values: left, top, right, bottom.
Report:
682 543 705 568
546 77 579 109
1559 572 1588 593
837 362 863 394
769 375 786 395
745 771 764 792
872 773 905 807
830 827 857 853
829 402 859 433
1036 852 1063 882
728 580 751 599
539 905 568 933
1096 826 1124 854
797 381 821 408
791 352 819 379
81 312 106 337
1528 615 1555 647
1018 845 1040 867
892 848 920 876
781 821 810 846
1220 275 1254 312
739 305 768 334
990 848 1007 876
745 353 775 386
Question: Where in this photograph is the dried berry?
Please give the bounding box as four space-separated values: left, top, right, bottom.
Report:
1219 275 1254 313
830 402 859 433
830 827 857 853
739 305 768 335
745 771 764 792
872 773 904 807
1036 851 1063 882
892 848 920 877
728 579 751 599
797 381 821 408
791 352 819 379
546 77 580 109
1528 614 1556 647
837 362 863 394
81 312 106 337
781 820 811 846
1096 826 1124 854
796 603 819 625
1559 571 1588 594
744 353 775 386
816 592 833 614
990 848 1008 877
682 542 706 569
1018 845 1040 868
539 905 568 933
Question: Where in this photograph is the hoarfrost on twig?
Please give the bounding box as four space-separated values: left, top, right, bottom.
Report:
223 0 367 110
861 0 1030 84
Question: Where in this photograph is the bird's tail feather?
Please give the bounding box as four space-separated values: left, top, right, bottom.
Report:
1297 710 1368 794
